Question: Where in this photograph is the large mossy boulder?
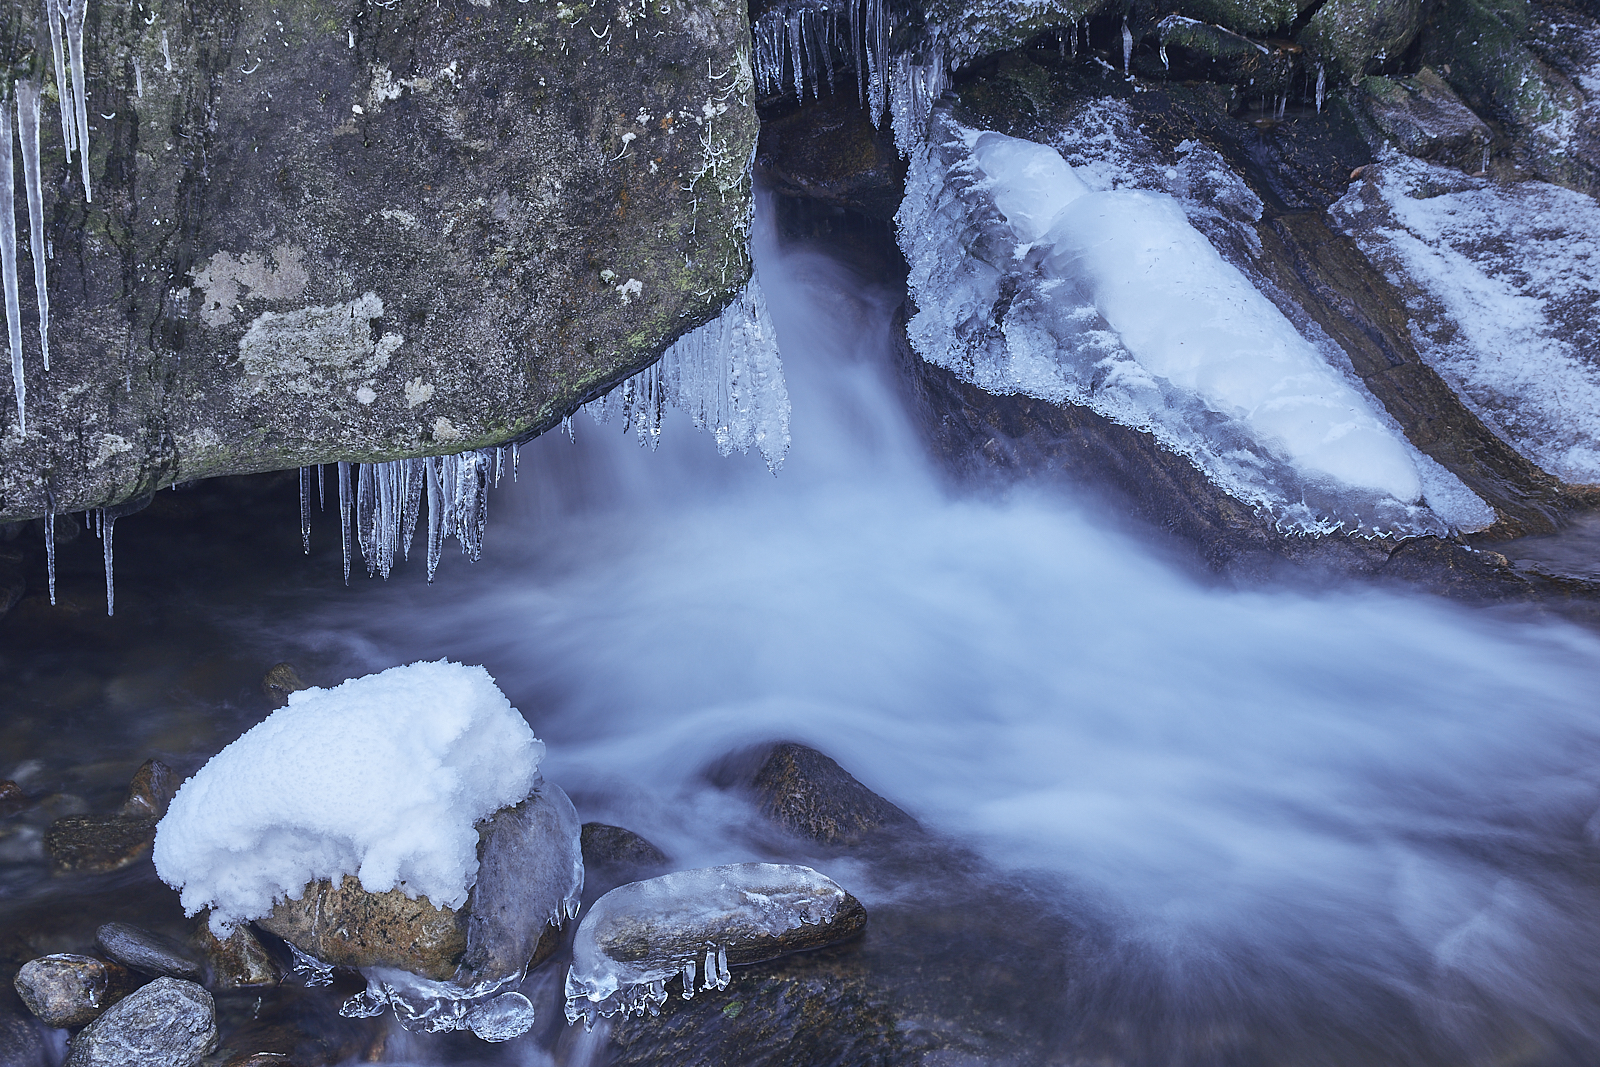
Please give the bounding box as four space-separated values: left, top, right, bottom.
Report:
0 0 757 521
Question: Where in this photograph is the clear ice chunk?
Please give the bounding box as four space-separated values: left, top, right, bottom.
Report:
466 991 538 1042
563 862 851 1028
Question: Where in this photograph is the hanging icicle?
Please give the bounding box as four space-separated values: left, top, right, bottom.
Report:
0 91 24 435
61 0 92 202
1122 16 1133 74
16 82 47 373
101 509 116 616
299 467 312 554
43 500 57 607
337 461 353 584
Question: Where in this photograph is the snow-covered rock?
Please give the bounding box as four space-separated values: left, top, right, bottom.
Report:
153 660 544 934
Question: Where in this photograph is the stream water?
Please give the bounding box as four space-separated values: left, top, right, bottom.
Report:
2 190 1600 1066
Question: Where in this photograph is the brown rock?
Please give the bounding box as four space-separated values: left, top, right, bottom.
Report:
120 760 177 819
0 780 22 804
43 814 157 875
192 916 280 991
713 741 917 846
580 823 669 872
12 954 137 1029
1361 68 1492 173
260 665 309 709
256 876 466 982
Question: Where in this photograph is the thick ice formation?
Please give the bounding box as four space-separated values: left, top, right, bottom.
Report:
154 661 544 933
1334 156 1600 484
586 279 792 471
564 862 850 1027
898 109 1493 534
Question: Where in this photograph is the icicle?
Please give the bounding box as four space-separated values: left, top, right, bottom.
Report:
1122 17 1133 74
425 456 443 582
1159 41 1168 69
1 95 23 436
1315 63 1326 114
43 502 56 606
62 0 92 202
16 83 47 373
47 2 73 155
701 948 715 990
494 446 504 487
337 461 353 584
715 945 730 990
356 462 377 576
101 511 115 616
680 960 696 999
299 467 311 553
317 462 325 510
1480 140 1490 174
401 458 423 560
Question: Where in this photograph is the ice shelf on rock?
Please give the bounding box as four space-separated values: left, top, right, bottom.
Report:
341 778 584 1038
586 279 792 471
564 862 852 1028
153 660 544 933
1334 155 1600 485
897 108 1495 535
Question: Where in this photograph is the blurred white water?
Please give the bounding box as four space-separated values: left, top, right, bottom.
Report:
297 191 1600 1061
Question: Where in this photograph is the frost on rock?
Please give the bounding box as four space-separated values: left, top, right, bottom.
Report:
1334 156 1600 485
564 862 858 1029
897 105 1494 535
586 279 791 471
153 660 545 933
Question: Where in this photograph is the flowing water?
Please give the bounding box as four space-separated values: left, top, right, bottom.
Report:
3 190 1600 1066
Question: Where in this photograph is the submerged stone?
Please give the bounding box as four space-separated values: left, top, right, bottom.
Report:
64 978 216 1067
13 954 135 1029
0 1010 50 1067
44 814 157 875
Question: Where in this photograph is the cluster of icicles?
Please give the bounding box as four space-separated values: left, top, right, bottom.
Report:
751 0 948 151
2 0 94 435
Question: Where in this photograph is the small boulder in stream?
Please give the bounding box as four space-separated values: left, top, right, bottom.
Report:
64 977 216 1067
12 954 136 1029
191 916 281 991
581 824 670 877
96 923 203 982
564 862 867 1026
712 741 918 846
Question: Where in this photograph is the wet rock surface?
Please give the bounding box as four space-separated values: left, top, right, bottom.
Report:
0 0 758 522
12 954 135 1029
43 815 159 876
121 762 178 821
192 919 281 992
208 986 385 1066
1360 68 1493 172
257 875 466 983
259 665 309 710
96 923 203 982
65 977 216 1067
581 824 671 876
714 742 919 846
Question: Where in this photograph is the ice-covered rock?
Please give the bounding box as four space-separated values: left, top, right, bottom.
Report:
564 862 866 1027
154 660 544 933
64 978 216 1067
1334 156 1600 485
898 108 1493 536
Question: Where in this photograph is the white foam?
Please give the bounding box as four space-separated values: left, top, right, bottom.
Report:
154 660 543 932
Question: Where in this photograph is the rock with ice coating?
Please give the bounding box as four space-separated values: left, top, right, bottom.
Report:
899 109 1496 538
564 862 866 1027
154 660 543 932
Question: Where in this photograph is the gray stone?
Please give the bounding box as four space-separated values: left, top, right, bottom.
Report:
1361 68 1493 171
0 0 757 522
12 954 135 1029
96 923 203 982
64 978 216 1067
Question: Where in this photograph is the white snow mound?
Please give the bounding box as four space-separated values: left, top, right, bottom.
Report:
153 660 544 933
